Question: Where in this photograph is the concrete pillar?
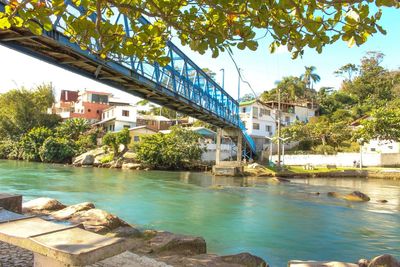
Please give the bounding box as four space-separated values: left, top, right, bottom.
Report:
216 128 222 165
237 131 243 163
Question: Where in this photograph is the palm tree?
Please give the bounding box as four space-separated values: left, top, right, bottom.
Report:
300 66 321 90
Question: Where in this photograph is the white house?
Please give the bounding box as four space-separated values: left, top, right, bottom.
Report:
96 105 137 132
239 99 318 152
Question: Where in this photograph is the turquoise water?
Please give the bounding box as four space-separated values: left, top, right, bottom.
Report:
0 160 399 266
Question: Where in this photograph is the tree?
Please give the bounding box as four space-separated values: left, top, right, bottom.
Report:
334 64 359 81
261 76 306 102
239 93 255 103
0 84 57 140
356 107 400 142
102 128 131 158
300 66 321 90
0 1 397 63
135 126 204 169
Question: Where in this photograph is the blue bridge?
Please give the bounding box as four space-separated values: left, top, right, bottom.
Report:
0 1 256 158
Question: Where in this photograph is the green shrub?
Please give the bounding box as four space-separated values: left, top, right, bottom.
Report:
99 154 114 164
21 127 53 161
56 118 91 141
312 144 336 155
39 137 75 163
0 140 14 159
102 128 131 157
134 126 205 169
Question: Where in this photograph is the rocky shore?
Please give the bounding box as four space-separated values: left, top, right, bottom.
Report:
17 197 268 267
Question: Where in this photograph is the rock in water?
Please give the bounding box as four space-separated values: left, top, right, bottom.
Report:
22 197 66 214
219 252 269 267
51 202 95 220
368 254 400 267
148 231 207 256
70 208 127 233
343 191 370 202
358 259 369 267
81 154 95 166
327 192 340 198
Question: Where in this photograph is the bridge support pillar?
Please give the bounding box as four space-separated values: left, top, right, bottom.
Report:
237 131 243 163
215 128 222 165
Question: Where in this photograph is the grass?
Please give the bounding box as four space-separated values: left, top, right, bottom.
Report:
284 165 400 174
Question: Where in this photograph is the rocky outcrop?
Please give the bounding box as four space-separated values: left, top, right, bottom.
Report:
146 231 207 256
288 260 357 267
358 259 369 267
122 163 142 170
73 148 105 166
70 208 128 233
157 253 269 267
22 197 66 214
342 191 370 202
51 202 95 220
368 254 400 267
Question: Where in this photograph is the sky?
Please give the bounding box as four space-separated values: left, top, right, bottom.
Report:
0 7 399 102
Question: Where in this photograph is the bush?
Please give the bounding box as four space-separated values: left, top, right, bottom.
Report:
75 128 99 155
134 126 205 169
0 140 14 159
21 127 53 161
39 137 75 163
99 154 114 164
102 128 131 157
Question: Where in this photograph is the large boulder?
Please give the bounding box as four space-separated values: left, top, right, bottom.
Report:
368 254 400 267
22 197 66 214
147 231 207 256
122 163 141 170
219 252 268 267
342 191 370 202
51 202 95 220
69 208 128 233
288 260 358 267
81 154 95 166
157 253 269 267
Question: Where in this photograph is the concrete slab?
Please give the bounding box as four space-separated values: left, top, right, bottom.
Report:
288 260 358 267
0 213 135 266
31 227 133 266
0 193 22 213
212 165 244 176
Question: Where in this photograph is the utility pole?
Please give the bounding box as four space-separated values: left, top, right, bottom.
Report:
220 68 225 90
277 86 282 169
237 68 241 101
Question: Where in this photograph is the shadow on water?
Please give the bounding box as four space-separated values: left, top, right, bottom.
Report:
0 159 399 266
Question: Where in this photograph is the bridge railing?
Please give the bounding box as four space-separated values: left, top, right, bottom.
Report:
54 2 240 127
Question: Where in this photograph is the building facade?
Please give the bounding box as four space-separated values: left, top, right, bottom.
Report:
97 105 137 132
239 99 318 152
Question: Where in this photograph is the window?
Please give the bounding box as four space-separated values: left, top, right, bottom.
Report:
388 145 393 149
133 136 140 142
122 110 130 117
96 110 100 114
285 116 290 123
266 125 272 132
252 107 258 119
242 107 246 113
88 109 91 112
253 123 260 130
123 125 130 129
260 108 270 117
370 148 376 152
91 94 108 104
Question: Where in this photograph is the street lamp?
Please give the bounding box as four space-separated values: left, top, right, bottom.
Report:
220 68 225 90
265 136 275 165
238 68 242 101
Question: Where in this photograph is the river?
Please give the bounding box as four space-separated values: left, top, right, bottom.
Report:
0 160 399 266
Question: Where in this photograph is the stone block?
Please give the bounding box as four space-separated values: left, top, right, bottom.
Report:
0 193 22 213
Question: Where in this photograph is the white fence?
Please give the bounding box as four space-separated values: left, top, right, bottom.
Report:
270 152 400 167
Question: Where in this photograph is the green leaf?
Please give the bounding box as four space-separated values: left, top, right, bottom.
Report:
25 21 43 35
0 17 11 29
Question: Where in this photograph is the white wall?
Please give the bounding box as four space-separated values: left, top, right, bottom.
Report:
102 105 137 122
270 153 383 167
364 140 400 153
201 144 234 161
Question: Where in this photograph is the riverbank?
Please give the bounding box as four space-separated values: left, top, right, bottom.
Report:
244 164 400 180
